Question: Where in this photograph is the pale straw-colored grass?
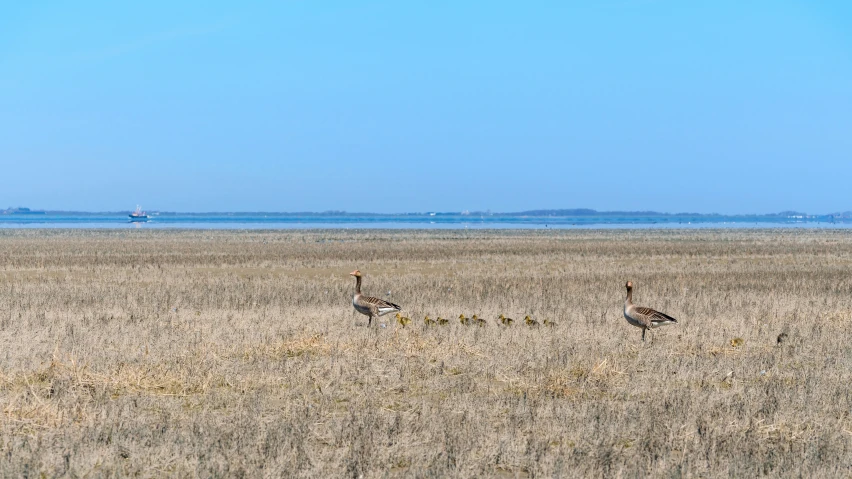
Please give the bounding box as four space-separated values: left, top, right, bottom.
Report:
1 228 851 477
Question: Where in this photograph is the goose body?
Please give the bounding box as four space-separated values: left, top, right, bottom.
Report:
350 270 402 327
623 281 677 341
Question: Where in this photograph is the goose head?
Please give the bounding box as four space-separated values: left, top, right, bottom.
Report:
350 270 362 277
625 281 633 291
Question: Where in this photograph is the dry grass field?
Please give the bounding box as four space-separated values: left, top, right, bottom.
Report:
1 228 852 477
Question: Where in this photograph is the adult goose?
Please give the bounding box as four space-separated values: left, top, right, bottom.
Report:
624 281 677 341
350 270 402 327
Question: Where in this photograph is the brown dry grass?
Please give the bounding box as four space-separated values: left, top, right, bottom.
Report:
1 228 852 477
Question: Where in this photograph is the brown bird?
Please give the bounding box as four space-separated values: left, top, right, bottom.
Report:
350 270 402 327
623 281 678 341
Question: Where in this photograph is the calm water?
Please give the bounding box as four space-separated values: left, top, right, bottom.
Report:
0 213 849 229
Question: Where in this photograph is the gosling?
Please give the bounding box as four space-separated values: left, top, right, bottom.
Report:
395 312 411 328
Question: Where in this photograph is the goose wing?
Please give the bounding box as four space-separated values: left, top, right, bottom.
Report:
634 306 677 324
359 295 402 314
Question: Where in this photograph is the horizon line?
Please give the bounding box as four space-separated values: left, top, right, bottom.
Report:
2 206 849 217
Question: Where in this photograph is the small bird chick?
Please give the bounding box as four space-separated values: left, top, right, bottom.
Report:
424 315 436 326
473 314 487 327
437 316 449 325
543 318 557 328
497 314 514 326
459 314 470 325
395 312 411 328
524 315 539 327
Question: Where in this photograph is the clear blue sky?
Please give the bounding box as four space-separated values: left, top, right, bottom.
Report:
1 1 850 213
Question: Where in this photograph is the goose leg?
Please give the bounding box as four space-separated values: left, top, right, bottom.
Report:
642 328 646 341
368 316 373 327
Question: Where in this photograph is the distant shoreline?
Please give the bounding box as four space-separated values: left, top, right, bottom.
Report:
3 208 850 219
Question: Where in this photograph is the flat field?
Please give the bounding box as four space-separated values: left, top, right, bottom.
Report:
1 229 852 477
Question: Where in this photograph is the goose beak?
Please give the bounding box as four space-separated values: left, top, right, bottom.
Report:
349 270 358 276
